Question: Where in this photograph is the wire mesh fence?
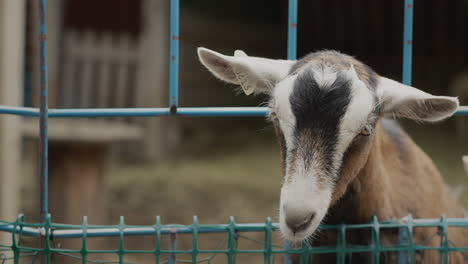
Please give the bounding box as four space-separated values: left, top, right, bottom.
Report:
1 214 468 263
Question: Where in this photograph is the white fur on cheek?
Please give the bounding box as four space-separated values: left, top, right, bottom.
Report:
273 75 297 148
336 69 375 154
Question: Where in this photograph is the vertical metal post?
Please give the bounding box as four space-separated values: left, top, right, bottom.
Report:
38 1 50 263
227 216 237 264
283 241 293 264
38 0 49 222
399 2 414 261
264 218 273 264
337 225 346 264
402 0 414 85
191 216 199 264
398 226 409 264
287 0 298 60
168 230 178 264
169 0 180 114
155 216 162 264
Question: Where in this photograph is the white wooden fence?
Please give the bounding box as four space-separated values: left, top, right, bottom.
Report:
21 30 145 142
60 30 140 109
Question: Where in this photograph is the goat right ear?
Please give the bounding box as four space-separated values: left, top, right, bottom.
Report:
377 77 459 122
197 47 295 95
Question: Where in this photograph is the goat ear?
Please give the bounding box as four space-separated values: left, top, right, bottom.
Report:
234 50 248 57
378 77 459 122
197 47 295 95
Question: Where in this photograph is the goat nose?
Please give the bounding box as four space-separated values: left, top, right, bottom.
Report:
285 212 316 234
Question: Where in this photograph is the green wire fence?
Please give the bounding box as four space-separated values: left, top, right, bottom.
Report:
1 215 468 263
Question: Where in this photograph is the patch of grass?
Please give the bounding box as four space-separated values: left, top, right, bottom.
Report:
106 132 282 225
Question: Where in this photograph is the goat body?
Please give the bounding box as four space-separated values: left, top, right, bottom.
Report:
197 47 467 263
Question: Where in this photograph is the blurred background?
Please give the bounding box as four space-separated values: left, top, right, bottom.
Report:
0 0 467 262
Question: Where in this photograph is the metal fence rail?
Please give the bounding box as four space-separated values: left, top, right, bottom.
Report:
1 215 468 264
0 0 467 263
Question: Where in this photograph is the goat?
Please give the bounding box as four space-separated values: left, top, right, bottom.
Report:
197 48 467 263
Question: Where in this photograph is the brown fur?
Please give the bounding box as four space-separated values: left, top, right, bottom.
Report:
284 120 468 263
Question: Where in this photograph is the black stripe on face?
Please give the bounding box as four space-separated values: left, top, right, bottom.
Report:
289 70 352 174
273 122 287 176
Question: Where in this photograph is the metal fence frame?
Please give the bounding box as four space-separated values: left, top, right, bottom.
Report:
0 214 467 264
0 0 468 263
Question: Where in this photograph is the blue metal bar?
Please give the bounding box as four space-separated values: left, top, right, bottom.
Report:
456 106 468 115
0 106 269 117
0 106 40 116
402 0 414 85
38 0 49 223
1 217 467 240
1 105 467 117
50 108 170 117
0 225 41 238
400 2 414 261
0 223 281 239
287 0 298 60
169 0 180 113
177 107 267 117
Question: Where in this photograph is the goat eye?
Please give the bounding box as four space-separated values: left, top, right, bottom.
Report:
269 112 278 121
359 125 372 136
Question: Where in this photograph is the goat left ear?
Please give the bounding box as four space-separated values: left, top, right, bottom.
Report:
197 47 295 95
378 77 459 122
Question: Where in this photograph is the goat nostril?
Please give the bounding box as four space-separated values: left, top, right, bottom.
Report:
286 212 316 234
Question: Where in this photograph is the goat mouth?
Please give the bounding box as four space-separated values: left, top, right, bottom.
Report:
286 212 316 234
280 217 321 243
285 227 317 243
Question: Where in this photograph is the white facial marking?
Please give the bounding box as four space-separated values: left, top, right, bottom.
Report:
336 67 375 155
272 75 297 149
312 66 338 88
274 65 375 242
279 156 333 242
